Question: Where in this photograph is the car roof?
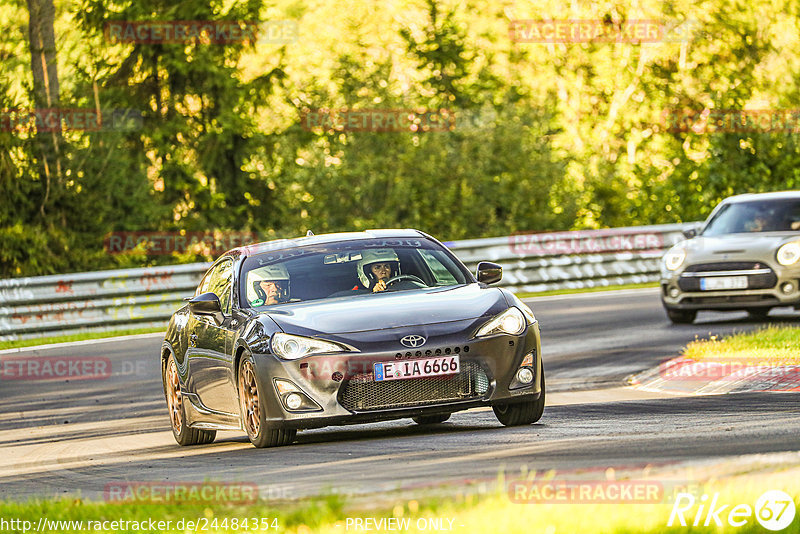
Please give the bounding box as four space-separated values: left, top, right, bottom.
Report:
228 229 428 258
723 191 800 203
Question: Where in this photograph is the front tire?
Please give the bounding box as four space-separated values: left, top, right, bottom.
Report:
412 413 451 425
666 308 697 324
165 354 216 446
493 361 545 426
237 353 296 448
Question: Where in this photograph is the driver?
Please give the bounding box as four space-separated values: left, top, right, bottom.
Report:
247 264 290 306
746 212 771 232
356 249 401 293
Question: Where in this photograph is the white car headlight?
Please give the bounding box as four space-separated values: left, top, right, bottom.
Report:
663 247 687 271
474 307 526 338
271 333 349 360
777 242 800 266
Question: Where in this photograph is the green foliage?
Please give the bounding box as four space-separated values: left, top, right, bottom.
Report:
3 0 800 277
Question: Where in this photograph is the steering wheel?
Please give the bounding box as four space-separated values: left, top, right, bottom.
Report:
385 274 427 288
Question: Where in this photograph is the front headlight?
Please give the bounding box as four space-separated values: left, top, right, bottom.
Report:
474 307 526 338
663 247 687 271
271 333 349 360
777 242 800 266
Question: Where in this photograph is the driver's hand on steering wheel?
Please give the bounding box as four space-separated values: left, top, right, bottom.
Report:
373 279 387 292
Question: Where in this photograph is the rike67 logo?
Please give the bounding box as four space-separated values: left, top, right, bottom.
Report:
669 490 796 531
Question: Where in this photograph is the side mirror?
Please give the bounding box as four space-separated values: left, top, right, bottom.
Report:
682 223 701 239
476 261 502 285
189 292 224 324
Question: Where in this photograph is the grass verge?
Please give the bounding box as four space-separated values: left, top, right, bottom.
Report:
516 281 658 299
0 327 164 351
2 465 799 533
683 325 800 365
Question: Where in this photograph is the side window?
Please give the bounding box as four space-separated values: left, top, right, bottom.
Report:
195 260 233 314
418 250 458 285
785 203 800 231
195 267 215 296
209 260 233 314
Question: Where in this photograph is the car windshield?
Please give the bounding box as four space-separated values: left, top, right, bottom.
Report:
702 199 800 236
239 238 470 308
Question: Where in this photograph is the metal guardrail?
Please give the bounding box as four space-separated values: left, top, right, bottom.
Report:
0 224 691 341
0 263 211 341
447 223 691 294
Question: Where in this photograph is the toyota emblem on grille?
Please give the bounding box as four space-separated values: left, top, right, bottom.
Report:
400 335 426 348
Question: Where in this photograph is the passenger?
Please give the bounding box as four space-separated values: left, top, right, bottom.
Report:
247 264 290 306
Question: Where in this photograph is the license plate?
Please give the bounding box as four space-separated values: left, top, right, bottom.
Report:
374 355 460 382
699 276 748 291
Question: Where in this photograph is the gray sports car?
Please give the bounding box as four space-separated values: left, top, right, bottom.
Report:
661 191 800 323
161 229 544 448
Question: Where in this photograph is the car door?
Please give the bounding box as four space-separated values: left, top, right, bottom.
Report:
187 258 240 415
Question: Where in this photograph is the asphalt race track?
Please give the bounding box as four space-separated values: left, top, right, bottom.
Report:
2 288 799 501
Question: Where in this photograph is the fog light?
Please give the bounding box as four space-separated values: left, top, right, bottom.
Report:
521 352 534 367
669 288 680 298
782 282 794 294
516 367 534 384
274 379 299 395
285 393 302 410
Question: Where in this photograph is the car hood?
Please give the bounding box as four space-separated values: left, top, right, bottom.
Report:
684 233 800 261
260 284 508 335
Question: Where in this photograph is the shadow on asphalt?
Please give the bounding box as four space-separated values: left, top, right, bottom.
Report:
3 392 800 501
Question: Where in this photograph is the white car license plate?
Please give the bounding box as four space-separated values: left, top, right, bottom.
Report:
374 355 460 382
699 276 748 291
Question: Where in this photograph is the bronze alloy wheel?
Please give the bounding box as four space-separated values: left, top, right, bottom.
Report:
239 359 261 437
167 357 183 434
237 353 296 448
165 354 216 446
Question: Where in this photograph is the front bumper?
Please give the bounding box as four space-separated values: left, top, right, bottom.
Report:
660 261 800 311
251 321 542 430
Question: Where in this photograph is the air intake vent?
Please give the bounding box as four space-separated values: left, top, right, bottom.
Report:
338 361 489 412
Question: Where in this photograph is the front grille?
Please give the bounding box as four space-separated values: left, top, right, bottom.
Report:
684 262 763 272
679 261 777 291
338 361 490 412
683 295 780 305
393 345 469 360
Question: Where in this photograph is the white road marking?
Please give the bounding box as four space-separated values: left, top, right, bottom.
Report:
0 332 165 355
